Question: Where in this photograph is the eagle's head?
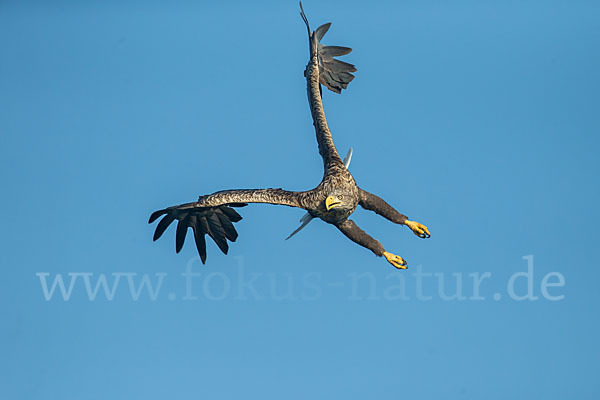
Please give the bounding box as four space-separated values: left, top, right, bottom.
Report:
325 188 353 212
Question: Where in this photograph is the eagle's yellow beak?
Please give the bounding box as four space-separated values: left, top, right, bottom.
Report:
325 195 342 211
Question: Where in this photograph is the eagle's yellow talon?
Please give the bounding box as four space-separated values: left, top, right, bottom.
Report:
405 220 430 239
383 251 407 269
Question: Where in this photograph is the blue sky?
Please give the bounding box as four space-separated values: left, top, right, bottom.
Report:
1 0 599 399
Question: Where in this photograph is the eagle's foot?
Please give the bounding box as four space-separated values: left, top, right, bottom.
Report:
383 251 407 269
405 220 430 239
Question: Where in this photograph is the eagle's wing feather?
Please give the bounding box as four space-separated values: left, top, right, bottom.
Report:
189 216 207 263
149 189 303 263
315 25 356 93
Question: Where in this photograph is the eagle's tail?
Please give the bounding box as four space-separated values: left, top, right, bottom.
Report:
300 2 356 94
148 203 246 264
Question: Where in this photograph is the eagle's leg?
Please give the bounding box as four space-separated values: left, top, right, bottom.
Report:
358 188 430 239
336 220 408 269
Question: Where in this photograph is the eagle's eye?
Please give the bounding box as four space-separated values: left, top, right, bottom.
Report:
339 195 344 200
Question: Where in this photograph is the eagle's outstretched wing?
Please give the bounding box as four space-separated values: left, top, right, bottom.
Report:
300 2 356 171
149 188 304 263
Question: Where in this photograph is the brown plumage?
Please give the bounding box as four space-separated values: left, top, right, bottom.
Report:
149 3 430 268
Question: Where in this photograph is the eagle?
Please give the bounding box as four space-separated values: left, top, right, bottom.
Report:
149 3 430 269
